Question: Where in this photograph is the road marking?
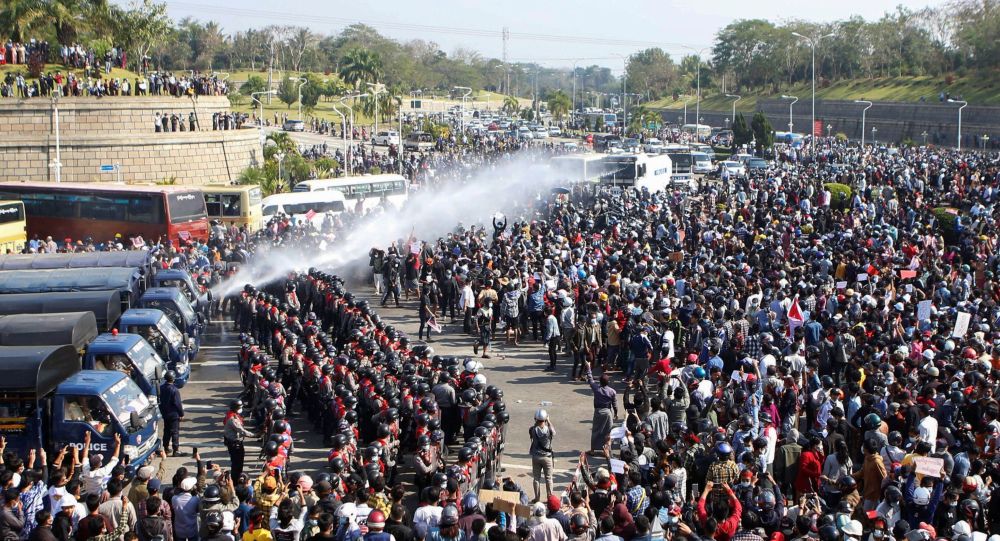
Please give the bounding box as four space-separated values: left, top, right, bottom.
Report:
199 345 240 350
184 380 241 385
192 361 238 367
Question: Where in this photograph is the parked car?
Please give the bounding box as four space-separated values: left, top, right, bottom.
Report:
747 158 769 171
548 127 562 136
715 160 746 178
282 119 305 132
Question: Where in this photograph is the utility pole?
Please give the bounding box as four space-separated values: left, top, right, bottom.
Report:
267 41 274 105
502 26 510 95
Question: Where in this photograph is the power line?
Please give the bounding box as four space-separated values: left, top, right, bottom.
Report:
165 1 711 51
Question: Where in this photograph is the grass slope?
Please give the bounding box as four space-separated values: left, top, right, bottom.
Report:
645 76 1000 112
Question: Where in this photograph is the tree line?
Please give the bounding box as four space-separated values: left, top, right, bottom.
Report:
3 0 996 104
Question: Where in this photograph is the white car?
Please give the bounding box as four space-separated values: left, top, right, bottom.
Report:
373 130 400 146
532 127 549 139
517 126 534 139
643 138 665 153
718 160 746 177
691 152 713 174
548 126 562 136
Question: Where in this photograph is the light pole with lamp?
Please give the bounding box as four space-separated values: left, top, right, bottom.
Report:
367 82 386 138
826 124 832 138
983 134 990 151
330 103 347 174
290 76 307 120
50 89 62 183
922 131 928 145
454 86 472 134
682 46 709 139
339 92 369 175
948 99 968 150
791 31 835 154
612 54 629 134
275 152 285 186
781 95 798 133
726 94 741 127
871 126 877 144
251 90 276 126
854 100 873 147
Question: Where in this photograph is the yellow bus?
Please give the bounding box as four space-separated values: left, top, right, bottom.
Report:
201 185 263 231
0 201 26 254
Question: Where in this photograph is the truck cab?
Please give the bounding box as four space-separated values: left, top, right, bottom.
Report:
118 309 192 387
138 288 202 355
84 333 167 403
0 345 160 475
151 269 210 321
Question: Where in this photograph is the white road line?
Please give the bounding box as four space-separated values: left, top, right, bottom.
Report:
183 380 241 385
192 361 238 367
199 345 240 350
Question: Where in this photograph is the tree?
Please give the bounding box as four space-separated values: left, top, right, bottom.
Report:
625 48 678 100
110 0 171 74
277 77 298 109
1 0 49 42
546 89 571 121
501 95 519 115
240 75 267 97
299 73 324 111
732 113 752 148
751 112 774 154
339 48 382 89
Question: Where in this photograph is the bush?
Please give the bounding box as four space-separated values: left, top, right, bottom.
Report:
835 133 848 142
824 183 852 210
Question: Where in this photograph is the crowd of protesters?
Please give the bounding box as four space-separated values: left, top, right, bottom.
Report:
7 130 1000 541
0 67 231 99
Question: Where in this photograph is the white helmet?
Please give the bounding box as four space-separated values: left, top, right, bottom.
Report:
472 374 488 388
535 409 548 421
912 487 931 506
465 359 480 373
338 503 358 523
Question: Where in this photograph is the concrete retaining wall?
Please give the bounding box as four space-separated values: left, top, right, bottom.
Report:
0 96 261 183
655 99 1000 148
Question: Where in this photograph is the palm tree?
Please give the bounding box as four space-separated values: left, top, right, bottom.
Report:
501 95 520 115
339 48 382 89
46 0 88 45
546 90 571 121
1 0 48 42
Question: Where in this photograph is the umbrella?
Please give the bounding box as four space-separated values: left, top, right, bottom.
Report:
551 187 571 195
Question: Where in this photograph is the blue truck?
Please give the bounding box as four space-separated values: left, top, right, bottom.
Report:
0 345 160 476
137 287 202 356
118 308 193 386
151 269 210 320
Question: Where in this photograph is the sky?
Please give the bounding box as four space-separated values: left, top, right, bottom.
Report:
160 0 948 70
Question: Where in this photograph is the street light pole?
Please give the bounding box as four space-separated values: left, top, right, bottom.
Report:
330 103 347 175
948 99 968 150
251 90 276 127
367 82 386 138
50 90 62 183
454 86 472 134
339 92 368 176
726 94 742 128
683 47 709 140
792 31 835 155
854 100 873 147
781 95 799 133
290 76 306 120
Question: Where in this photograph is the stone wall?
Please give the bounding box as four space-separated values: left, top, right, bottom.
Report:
0 96 261 183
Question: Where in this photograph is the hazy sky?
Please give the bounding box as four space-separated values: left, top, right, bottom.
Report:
162 0 946 70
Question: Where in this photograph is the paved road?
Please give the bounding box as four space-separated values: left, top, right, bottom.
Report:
158 283 601 496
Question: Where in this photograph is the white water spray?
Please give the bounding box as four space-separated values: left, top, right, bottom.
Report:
216 155 562 297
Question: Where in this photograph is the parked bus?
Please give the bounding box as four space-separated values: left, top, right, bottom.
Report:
0 182 209 244
0 201 26 254
202 184 264 232
261 191 347 228
292 175 409 211
579 111 618 129
681 124 712 139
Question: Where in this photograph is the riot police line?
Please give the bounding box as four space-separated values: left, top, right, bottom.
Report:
228 267 511 499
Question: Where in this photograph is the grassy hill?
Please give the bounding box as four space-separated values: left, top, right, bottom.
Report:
645 76 1000 112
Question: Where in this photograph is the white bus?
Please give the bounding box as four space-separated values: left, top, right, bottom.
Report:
681 124 712 139
292 174 409 211
261 191 347 229
599 153 675 193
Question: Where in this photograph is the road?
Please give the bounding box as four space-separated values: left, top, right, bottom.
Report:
160 282 599 497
